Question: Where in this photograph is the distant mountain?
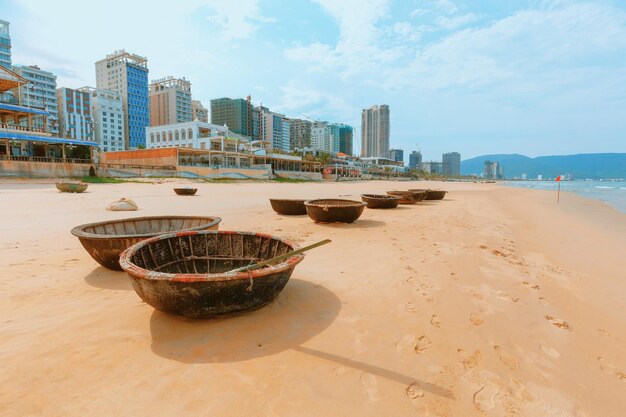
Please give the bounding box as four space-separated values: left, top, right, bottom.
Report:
461 153 626 179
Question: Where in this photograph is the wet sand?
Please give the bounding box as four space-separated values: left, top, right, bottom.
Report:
1 179 624 416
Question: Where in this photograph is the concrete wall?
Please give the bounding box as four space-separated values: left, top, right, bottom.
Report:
275 170 322 181
100 148 178 167
0 160 93 178
95 164 272 180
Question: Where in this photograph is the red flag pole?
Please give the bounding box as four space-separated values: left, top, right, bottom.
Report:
557 181 560 203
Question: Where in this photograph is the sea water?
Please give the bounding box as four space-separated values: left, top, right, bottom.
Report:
504 180 626 214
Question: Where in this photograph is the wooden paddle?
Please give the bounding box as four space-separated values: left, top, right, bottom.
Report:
229 239 332 273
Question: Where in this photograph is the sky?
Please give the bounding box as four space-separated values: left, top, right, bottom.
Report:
3 0 626 162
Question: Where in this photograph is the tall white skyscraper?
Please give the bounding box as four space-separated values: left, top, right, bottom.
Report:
361 104 390 157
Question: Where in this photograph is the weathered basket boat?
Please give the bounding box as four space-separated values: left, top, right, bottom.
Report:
71 215 222 271
408 189 428 202
424 190 448 200
304 199 366 223
173 187 198 196
386 191 415 204
56 181 88 193
361 194 400 209
119 230 305 318
269 198 307 215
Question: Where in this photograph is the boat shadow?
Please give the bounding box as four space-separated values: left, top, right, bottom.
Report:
294 346 455 399
149 279 341 363
84 266 133 291
312 219 385 229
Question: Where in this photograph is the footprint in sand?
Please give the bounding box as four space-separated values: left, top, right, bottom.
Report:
470 313 484 327
545 315 572 331
597 328 611 338
395 334 416 352
405 381 424 399
360 373 382 401
405 302 416 312
493 345 519 370
463 350 482 369
414 335 432 354
539 297 550 305
540 343 560 359
430 315 442 328
597 356 624 381
522 281 540 290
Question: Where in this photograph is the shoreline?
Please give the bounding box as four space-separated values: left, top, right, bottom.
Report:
1 180 624 416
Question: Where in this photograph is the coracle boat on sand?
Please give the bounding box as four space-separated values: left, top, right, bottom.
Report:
304 199 366 223
361 194 400 209
424 190 448 200
119 230 305 318
386 191 415 204
71 215 222 270
56 181 88 193
173 187 198 196
407 189 428 202
269 199 307 215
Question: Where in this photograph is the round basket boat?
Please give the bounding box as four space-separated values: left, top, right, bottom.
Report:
56 181 88 193
269 199 307 215
386 191 415 204
173 187 198 196
304 199 366 223
424 190 448 200
361 194 400 209
119 230 305 318
407 189 428 202
71 215 222 271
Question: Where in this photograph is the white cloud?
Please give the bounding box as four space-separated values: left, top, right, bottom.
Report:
435 13 478 30
205 0 274 41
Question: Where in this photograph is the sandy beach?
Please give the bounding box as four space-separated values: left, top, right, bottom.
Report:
0 179 624 417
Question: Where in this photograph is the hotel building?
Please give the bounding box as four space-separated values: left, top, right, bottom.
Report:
149 76 192 126
79 87 125 152
361 104 389 157
56 87 93 141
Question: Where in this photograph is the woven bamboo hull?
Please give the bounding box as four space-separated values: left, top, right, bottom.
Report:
304 199 366 223
386 191 415 204
71 216 221 271
409 190 428 202
119 231 304 318
56 182 88 193
361 194 400 209
269 199 307 215
425 190 448 200
173 188 198 196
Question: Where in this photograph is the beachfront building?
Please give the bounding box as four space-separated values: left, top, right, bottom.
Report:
95 50 149 149
361 104 389 157
442 152 461 176
79 87 125 153
337 124 354 156
389 148 404 164
311 121 333 153
0 65 97 177
13 65 58 136
409 150 422 169
149 76 192 126
146 120 249 151
56 87 93 141
287 118 311 150
0 20 11 69
210 96 253 137
484 160 504 179
191 99 208 122
422 161 444 175
255 106 290 152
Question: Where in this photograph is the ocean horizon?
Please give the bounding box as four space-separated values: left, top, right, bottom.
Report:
504 180 626 213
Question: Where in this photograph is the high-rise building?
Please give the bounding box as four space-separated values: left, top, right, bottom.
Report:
0 19 11 69
484 160 504 179
79 87 125 153
311 121 333 153
329 123 341 153
95 50 149 148
149 76 192 126
338 124 353 155
409 150 422 169
287 118 312 150
14 65 58 135
56 87 93 141
442 152 461 176
210 96 253 137
389 148 404 164
191 100 208 122
361 104 389 157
